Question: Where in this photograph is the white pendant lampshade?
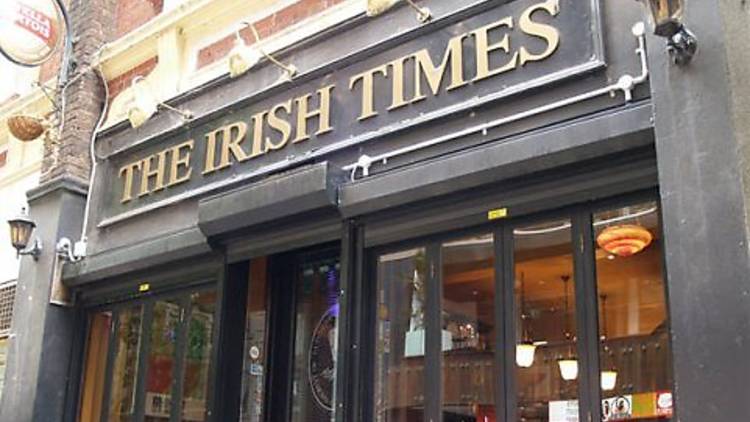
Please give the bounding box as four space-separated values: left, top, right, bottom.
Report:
516 342 536 368
601 370 618 391
558 358 579 381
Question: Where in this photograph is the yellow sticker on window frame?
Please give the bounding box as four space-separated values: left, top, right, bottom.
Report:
488 208 509 220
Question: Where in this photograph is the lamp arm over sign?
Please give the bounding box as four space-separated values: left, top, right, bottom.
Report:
54 0 74 87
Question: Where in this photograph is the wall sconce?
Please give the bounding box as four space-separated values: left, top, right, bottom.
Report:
7 207 42 260
228 22 297 79
127 76 193 129
637 0 696 65
367 0 431 23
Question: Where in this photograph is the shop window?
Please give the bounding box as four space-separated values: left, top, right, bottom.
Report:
442 235 497 420
78 286 217 422
109 306 144 421
374 247 428 422
181 290 217 420
514 219 579 421
144 299 180 421
370 198 674 422
594 202 673 422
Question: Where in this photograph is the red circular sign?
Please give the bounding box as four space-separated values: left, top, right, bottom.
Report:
0 0 63 66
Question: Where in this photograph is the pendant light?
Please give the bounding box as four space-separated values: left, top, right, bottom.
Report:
516 273 536 368
557 275 578 381
600 295 618 391
596 206 653 258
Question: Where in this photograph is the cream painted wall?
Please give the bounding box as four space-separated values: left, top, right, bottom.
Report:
0 110 44 285
0 169 40 284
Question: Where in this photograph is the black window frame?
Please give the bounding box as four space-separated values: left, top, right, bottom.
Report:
80 281 219 422
361 189 673 422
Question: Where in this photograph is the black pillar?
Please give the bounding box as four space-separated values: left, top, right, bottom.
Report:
649 1 750 420
0 177 87 421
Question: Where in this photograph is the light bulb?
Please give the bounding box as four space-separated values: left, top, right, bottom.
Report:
516 342 536 368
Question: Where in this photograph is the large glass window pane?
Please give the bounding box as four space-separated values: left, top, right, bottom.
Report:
144 300 181 421
514 219 579 422
290 255 340 422
241 258 270 422
182 290 217 421
594 202 673 421
109 306 144 422
441 234 497 421
80 312 112 422
375 248 427 422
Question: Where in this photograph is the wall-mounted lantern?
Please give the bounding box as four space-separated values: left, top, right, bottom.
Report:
228 22 297 80
7 207 42 260
127 76 193 129
637 0 697 65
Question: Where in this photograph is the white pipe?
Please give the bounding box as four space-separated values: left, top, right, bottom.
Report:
343 23 650 180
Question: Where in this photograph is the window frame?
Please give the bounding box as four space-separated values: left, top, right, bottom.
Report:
79 282 218 422
363 189 673 422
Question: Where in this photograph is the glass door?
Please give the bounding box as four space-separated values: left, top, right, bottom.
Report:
290 253 341 422
239 248 341 422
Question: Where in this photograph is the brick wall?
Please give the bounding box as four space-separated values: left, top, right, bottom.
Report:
41 0 118 184
197 0 345 69
113 0 164 40
106 57 159 98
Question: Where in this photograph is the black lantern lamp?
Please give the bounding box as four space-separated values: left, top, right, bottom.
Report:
7 207 42 260
638 0 697 65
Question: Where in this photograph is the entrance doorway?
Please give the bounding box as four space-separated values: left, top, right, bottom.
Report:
240 246 341 422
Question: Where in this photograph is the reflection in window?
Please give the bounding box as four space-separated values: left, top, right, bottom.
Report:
182 291 217 421
109 306 144 422
441 235 497 421
514 219 579 422
144 300 180 421
375 248 427 422
594 203 673 421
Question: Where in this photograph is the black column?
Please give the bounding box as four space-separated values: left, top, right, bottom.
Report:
0 178 88 421
648 2 750 420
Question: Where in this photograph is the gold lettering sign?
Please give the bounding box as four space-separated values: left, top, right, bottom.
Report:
118 1 563 204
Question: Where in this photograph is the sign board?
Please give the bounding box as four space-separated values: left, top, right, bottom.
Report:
0 0 63 65
101 0 604 226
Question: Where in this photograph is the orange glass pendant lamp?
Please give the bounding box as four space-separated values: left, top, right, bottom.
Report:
597 224 653 257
